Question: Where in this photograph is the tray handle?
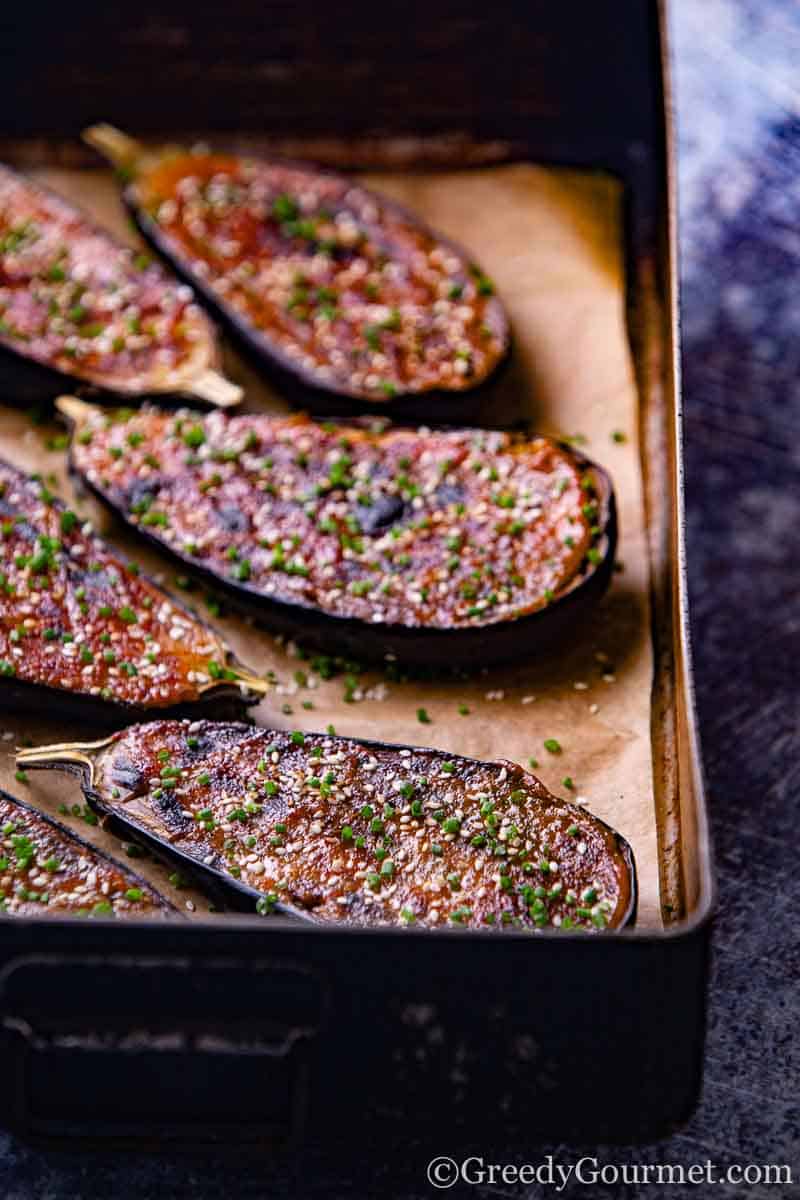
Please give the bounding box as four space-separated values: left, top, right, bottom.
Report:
0 954 327 1151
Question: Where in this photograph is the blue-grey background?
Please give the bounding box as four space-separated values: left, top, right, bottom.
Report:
2 1 798 1195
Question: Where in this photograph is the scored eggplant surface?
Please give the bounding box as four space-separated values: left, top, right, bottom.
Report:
0 163 241 406
0 459 267 718
63 399 616 666
85 125 509 411
0 789 173 919
18 721 636 931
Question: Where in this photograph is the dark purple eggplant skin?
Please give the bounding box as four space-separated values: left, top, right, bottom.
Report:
25 727 637 931
0 349 231 413
0 672 255 730
0 346 199 414
68 434 617 671
0 345 87 409
0 786 178 917
120 165 512 424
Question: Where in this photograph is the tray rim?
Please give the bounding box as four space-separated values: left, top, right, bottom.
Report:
653 0 715 936
0 0 714 946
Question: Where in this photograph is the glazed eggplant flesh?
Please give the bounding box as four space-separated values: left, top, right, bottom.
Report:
0 459 267 717
17 721 636 932
0 789 174 919
62 399 616 666
0 163 241 406
84 126 509 410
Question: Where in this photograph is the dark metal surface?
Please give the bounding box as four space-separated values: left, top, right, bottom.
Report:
0 0 797 1194
0 0 659 156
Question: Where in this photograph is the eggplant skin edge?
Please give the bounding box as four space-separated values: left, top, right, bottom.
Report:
0 343 230 414
0 785 178 916
24 730 637 933
0 672 255 729
123 172 511 421
68 443 617 670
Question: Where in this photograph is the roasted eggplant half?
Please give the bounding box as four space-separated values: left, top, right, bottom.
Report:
0 788 174 919
18 720 636 932
61 396 617 668
84 125 510 418
0 458 268 722
0 162 241 407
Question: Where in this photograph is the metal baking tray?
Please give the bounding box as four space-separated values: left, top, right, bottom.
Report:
0 0 713 1147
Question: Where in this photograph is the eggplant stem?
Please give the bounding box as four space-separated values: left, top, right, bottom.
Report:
186 369 243 408
16 735 114 784
83 124 143 173
201 666 271 698
55 394 95 425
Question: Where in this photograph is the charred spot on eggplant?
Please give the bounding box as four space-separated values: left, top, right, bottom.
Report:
106 753 146 794
17 721 636 932
0 788 174 919
150 787 194 835
0 457 268 717
125 478 162 513
63 398 617 668
434 481 467 507
356 492 407 534
215 505 250 534
84 126 510 414
0 162 241 407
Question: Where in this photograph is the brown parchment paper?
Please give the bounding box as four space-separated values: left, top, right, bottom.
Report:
0 164 661 928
